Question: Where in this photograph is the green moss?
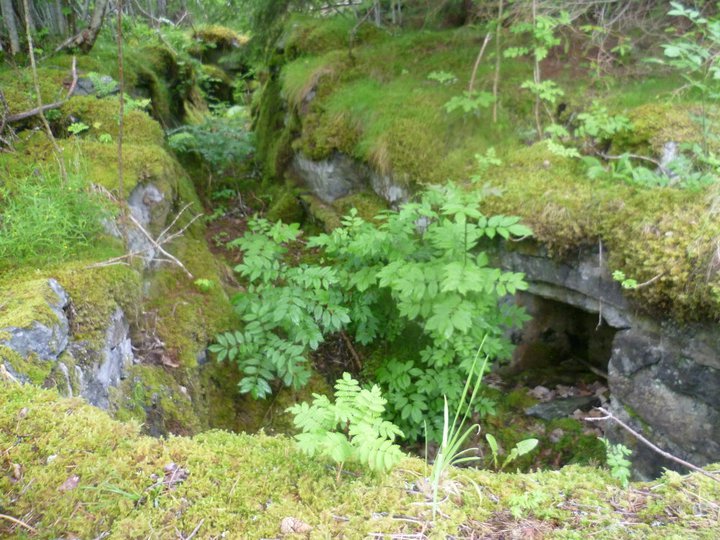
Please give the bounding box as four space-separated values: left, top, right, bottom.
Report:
283 14 382 56
614 103 708 155
46 352 82 395
300 194 342 231
0 347 53 385
0 278 64 332
0 65 68 117
58 263 141 345
193 25 249 48
144 222 235 369
266 185 304 223
1 383 718 539
3 129 180 198
265 18 720 318
111 364 201 435
254 77 290 183
281 50 349 108
61 95 165 146
333 190 388 221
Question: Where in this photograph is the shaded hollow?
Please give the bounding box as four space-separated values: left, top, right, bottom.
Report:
502 292 617 387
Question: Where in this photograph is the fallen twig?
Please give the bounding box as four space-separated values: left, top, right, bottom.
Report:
4 57 78 124
586 407 720 484
597 151 662 169
127 212 196 278
339 329 362 371
0 513 37 534
0 364 20 384
178 518 204 540
85 186 200 277
632 272 665 290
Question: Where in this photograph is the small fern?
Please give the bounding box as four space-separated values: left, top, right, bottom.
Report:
287 373 405 480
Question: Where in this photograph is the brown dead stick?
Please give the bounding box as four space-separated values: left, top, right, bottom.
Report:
340 330 362 371
586 407 720 485
0 513 37 534
5 57 78 123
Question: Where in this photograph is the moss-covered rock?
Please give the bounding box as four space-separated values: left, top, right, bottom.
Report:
61 95 165 146
1 383 719 539
614 103 710 156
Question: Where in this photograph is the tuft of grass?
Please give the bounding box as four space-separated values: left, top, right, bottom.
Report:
0 168 111 270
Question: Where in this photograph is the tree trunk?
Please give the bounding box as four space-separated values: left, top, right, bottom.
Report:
0 0 20 55
19 0 36 34
54 0 67 35
157 0 167 19
65 0 76 33
56 0 109 53
81 0 90 22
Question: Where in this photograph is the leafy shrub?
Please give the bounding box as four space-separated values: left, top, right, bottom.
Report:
601 438 632 487
168 112 254 176
213 183 531 441
310 183 531 440
209 218 350 398
287 372 405 479
444 90 495 115
0 170 110 268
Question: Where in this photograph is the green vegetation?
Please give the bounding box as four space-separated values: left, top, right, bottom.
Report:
263 8 720 322
167 109 254 179
0 169 110 269
4 3 720 536
212 184 531 441
288 372 405 480
210 217 340 398
602 438 634 488
1 383 719 539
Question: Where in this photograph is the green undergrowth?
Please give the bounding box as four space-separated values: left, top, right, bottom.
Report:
261 15 720 320
1 383 718 539
0 41 192 127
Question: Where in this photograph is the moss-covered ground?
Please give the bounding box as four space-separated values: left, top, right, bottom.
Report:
258 15 720 321
1 383 718 539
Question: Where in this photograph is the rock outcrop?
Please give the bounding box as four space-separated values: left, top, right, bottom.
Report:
1 279 133 409
498 245 720 480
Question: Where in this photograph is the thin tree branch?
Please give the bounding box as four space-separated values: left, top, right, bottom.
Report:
585 407 720 484
5 57 78 123
468 32 493 94
339 330 362 371
86 186 200 277
22 0 68 182
0 513 37 533
492 0 504 123
126 212 194 278
597 152 662 168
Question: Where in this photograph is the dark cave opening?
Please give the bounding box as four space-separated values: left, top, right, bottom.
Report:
502 292 618 388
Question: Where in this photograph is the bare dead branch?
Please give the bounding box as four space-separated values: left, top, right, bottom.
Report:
5 57 78 124
585 407 720 484
468 32 493 94
0 364 21 384
86 185 200 278
339 329 362 371
0 513 36 533
597 152 663 168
